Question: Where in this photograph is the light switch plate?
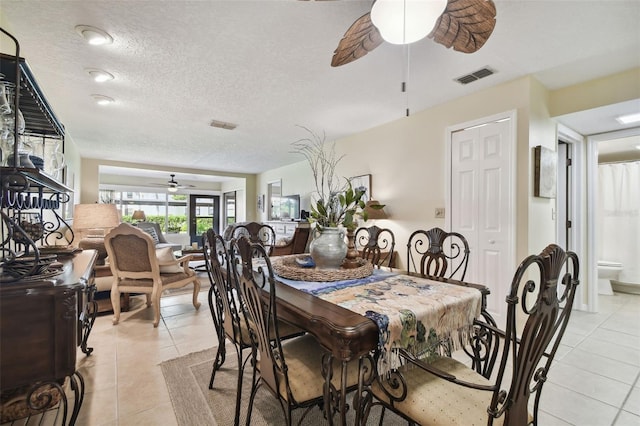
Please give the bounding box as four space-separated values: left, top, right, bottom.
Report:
435 208 445 218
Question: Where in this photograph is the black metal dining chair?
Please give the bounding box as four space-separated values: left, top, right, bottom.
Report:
363 243 580 426
228 235 361 425
202 229 303 425
355 225 396 268
231 222 277 255
406 227 470 281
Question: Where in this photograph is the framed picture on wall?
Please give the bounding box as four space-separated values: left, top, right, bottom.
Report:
534 146 557 198
349 174 372 201
257 194 265 212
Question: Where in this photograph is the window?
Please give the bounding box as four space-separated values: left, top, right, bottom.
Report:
99 190 188 234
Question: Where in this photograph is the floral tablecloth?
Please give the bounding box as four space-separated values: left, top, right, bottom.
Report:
276 269 482 374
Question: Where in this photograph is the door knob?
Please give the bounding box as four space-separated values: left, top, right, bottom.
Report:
488 240 495 244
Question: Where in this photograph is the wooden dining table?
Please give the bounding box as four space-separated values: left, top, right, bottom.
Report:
262 255 487 425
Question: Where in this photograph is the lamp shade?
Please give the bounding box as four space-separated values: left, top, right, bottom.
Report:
370 0 446 45
73 203 120 235
364 200 389 220
132 210 146 221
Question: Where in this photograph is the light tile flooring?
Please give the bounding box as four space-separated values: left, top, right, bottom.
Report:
75 285 640 426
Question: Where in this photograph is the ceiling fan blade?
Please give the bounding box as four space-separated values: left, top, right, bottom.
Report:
429 0 497 54
331 12 384 67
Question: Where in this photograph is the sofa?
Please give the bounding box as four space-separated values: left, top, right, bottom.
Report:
135 222 182 251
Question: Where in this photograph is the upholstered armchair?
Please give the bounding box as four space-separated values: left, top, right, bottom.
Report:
271 226 311 256
104 223 200 327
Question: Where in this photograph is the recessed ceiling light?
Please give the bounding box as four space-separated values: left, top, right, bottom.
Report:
75 25 113 45
85 68 114 82
615 112 640 125
91 94 115 105
635 144 640 150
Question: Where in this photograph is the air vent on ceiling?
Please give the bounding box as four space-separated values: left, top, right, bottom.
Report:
210 119 237 130
454 67 496 85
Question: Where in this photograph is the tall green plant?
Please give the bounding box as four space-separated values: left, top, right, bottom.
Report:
292 127 378 231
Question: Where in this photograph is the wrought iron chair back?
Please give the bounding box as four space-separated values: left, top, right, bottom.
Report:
228 236 292 421
229 236 355 425
231 222 276 255
406 227 470 281
366 244 580 426
202 228 253 426
355 225 396 268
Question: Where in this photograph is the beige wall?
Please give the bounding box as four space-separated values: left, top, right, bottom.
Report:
259 76 541 270
258 68 638 277
549 67 640 117
78 157 254 204
61 133 82 207
527 77 557 255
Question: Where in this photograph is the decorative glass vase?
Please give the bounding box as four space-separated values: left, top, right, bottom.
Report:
309 227 347 269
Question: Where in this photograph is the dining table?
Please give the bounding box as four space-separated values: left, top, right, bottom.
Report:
260 254 487 425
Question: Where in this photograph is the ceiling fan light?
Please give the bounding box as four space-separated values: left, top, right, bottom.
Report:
167 186 178 193
371 0 446 45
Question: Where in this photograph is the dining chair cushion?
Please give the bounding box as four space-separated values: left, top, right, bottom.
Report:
156 247 182 273
372 356 531 425
232 310 304 347
277 334 360 404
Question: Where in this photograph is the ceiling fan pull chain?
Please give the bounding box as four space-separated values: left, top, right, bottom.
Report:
404 43 411 117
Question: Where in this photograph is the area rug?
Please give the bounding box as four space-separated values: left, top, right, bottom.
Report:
160 346 405 425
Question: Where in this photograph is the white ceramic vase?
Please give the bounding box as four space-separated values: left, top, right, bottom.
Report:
309 227 347 269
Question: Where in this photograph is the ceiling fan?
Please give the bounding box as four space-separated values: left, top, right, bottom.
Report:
149 174 195 192
330 0 497 67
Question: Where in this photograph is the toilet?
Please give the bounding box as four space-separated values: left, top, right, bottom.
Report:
597 260 623 295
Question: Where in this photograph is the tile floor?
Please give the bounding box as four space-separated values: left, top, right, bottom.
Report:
74 285 640 426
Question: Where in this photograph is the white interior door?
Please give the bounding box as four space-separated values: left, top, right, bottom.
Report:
450 117 514 320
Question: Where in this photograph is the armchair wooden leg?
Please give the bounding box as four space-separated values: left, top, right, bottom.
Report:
152 289 161 328
192 278 201 310
111 284 121 325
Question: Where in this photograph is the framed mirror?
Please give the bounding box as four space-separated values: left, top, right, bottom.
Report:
267 180 282 220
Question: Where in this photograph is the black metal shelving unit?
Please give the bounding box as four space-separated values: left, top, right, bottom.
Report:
1 28 72 282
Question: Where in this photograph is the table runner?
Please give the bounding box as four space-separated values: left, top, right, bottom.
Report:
277 269 482 374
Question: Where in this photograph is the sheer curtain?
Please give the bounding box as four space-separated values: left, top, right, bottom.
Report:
598 161 640 283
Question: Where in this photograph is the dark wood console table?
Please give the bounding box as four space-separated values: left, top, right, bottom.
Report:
0 249 97 425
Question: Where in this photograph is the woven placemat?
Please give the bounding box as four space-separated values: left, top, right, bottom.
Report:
272 256 373 282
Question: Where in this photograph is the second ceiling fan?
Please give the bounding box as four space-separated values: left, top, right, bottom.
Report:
330 0 497 67
149 174 195 192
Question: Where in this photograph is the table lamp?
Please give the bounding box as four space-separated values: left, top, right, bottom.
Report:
132 210 146 222
363 200 388 220
73 203 120 264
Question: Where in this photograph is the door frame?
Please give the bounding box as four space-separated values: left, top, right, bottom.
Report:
557 124 587 311
445 110 517 321
188 194 220 245
586 126 640 313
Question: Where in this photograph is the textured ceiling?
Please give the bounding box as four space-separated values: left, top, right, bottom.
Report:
1 0 639 177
